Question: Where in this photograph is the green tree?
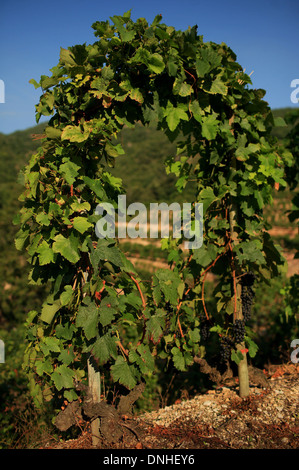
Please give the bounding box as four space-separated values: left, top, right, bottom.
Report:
15 12 291 438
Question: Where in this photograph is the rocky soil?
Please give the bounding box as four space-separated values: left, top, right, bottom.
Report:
47 362 299 450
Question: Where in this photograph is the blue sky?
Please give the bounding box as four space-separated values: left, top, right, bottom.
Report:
0 0 298 134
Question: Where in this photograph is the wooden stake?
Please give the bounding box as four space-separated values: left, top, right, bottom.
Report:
88 356 101 447
229 158 250 399
82 270 102 445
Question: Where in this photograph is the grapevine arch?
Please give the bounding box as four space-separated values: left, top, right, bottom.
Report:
16 12 289 432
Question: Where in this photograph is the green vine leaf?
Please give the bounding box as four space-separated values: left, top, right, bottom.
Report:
210 75 228 95
246 336 259 358
61 124 90 143
60 285 74 307
52 234 80 264
59 160 81 185
111 356 138 389
72 216 93 234
234 240 265 264
51 364 75 391
153 269 183 306
129 344 155 374
40 301 61 324
40 337 61 355
146 309 166 343
110 15 136 42
165 102 189 132
231 349 244 365
201 114 220 140
76 299 98 340
35 359 53 376
171 347 193 371
58 346 75 366
36 240 54 265
91 334 118 365
90 239 123 269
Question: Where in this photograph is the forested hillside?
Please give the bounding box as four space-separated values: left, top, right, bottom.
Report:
0 123 48 325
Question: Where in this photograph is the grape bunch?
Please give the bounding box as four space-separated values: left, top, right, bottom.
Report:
219 336 232 363
233 319 246 343
240 271 256 323
241 285 254 323
241 271 256 287
199 312 210 341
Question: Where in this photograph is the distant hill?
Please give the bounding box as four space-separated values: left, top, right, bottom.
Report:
0 122 46 185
